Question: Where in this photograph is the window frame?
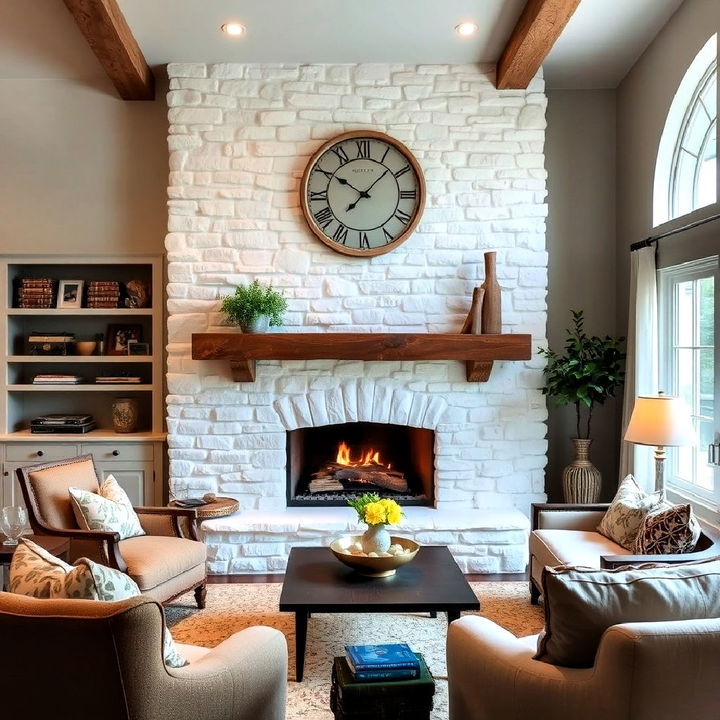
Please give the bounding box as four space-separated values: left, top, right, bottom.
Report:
658 256 719 522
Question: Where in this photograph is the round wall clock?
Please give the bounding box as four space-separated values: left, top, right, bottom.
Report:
300 130 426 257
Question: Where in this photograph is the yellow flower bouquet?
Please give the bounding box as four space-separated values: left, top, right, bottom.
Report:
348 492 404 555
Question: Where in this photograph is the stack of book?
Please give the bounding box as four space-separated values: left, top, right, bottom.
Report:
32 374 84 385
17 278 55 308
86 280 120 308
95 375 142 384
345 643 421 681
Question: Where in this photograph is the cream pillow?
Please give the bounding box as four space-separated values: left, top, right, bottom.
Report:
9 538 186 668
69 474 145 540
597 474 664 549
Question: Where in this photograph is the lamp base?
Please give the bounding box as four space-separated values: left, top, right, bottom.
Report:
654 446 666 495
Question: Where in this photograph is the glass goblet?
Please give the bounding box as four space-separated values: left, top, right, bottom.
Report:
1 506 27 546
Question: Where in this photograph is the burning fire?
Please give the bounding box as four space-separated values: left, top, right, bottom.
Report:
336 441 390 469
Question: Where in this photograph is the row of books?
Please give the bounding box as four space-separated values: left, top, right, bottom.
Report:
344 643 421 682
32 374 143 384
17 278 55 308
87 281 121 309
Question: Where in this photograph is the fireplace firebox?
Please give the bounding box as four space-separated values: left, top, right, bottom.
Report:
287 422 435 507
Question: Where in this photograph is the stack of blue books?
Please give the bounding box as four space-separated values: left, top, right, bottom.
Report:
345 643 421 681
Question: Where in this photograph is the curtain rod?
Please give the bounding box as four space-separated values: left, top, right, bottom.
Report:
630 212 720 252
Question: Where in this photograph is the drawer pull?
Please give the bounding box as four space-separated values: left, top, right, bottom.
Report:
112 450 120 457
37 450 44 457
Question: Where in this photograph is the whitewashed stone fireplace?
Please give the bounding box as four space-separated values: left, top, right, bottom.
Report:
165 62 549 573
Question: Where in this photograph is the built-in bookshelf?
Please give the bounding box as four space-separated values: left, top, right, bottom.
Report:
0 255 166 506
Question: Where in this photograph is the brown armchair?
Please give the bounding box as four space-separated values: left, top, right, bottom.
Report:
0 592 287 720
17 454 207 608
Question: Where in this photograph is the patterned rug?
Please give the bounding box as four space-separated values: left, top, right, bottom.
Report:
167 582 543 720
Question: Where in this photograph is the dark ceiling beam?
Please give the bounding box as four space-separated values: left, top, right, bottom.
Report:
496 0 581 90
62 0 155 100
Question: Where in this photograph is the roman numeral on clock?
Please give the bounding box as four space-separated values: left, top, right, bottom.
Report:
314 206 334 229
314 166 333 180
394 208 412 224
310 189 328 202
359 231 370 249
383 227 394 243
355 140 371 159
333 224 349 244
400 190 416 199
394 165 410 179
331 146 350 165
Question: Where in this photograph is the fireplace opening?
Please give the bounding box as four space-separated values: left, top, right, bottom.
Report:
287 422 435 507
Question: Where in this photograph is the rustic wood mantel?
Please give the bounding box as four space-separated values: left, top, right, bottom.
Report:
191 332 532 382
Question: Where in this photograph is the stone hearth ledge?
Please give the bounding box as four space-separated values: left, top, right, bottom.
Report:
201 507 529 575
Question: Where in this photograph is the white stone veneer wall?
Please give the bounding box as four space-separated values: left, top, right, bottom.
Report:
165 63 549 573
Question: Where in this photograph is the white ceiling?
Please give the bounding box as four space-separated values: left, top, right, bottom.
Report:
0 0 685 89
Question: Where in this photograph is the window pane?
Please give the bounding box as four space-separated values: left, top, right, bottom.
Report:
699 275 715 347
696 124 717 208
676 280 694 346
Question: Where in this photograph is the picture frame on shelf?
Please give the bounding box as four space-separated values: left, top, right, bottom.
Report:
128 341 150 356
107 323 143 356
57 280 84 309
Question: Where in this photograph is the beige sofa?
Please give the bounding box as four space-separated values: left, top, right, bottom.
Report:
0 592 288 720
447 615 720 720
529 502 720 603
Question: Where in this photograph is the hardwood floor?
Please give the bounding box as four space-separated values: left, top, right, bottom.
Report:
208 572 528 584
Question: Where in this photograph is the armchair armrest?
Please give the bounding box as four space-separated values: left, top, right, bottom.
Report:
134 506 199 540
30 524 126 572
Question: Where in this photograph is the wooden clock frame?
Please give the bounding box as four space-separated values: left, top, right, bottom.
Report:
300 130 426 257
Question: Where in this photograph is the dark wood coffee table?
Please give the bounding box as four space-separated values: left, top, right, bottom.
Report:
279 545 479 681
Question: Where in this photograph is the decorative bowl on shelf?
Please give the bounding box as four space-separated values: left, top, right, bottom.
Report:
75 341 96 356
330 535 419 577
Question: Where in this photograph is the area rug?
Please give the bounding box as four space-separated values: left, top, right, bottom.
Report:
167 582 543 720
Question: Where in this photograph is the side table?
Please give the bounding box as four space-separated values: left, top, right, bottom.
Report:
168 497 239 520
0 535 70 590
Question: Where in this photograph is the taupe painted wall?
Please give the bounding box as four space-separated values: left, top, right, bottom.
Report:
545 90 619 502
617 0 720 328
0 77 167 255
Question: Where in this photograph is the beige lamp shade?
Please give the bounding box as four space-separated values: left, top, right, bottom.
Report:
624 394 696 447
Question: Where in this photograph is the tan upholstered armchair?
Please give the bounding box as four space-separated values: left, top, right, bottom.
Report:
448 615 720 720
17 454 208 608
0 592 287 720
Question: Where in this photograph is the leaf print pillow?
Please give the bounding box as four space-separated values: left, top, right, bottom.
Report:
9 538 186 668
597 474 665 549
69 474 144 540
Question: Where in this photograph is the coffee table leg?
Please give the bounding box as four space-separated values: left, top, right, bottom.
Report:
295 610 308 682
447 610 460 624
429 611 437 618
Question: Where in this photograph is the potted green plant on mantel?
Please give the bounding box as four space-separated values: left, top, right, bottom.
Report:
220 280 287 333
538 310 626 503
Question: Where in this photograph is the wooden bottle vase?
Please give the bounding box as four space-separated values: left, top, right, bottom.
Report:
480 251 501 334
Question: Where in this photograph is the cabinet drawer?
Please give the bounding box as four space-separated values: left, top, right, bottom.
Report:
5 444 79 462
81 443 154 463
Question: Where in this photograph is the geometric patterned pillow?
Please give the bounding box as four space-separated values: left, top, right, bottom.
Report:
69 474 145 540
634 503 702 554
597 474 665 550
8 538 186 668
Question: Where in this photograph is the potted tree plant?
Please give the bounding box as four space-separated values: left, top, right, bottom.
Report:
538 310 626 503
220 280 287 333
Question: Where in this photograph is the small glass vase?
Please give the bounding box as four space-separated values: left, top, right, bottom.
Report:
361 523 391 554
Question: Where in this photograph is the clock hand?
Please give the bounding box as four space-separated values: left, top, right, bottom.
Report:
346 169 390 211
335 176 369 197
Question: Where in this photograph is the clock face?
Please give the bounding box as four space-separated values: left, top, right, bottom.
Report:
301 131 426 257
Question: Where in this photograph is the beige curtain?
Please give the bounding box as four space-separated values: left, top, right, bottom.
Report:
619 246 658 491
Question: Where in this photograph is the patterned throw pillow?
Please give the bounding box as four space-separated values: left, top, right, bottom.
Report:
9 538 186 668
634 503 702 554
69 474 145 540
597 474 665 549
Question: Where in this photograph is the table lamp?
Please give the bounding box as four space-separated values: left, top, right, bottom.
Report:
624 392 696 494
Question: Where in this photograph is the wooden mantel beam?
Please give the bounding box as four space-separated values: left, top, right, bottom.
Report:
496 0 581 90
63 0 155 100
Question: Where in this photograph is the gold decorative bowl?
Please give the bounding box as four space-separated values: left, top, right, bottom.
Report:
329 535 420 577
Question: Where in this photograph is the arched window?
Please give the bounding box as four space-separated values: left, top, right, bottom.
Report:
654 35 717 226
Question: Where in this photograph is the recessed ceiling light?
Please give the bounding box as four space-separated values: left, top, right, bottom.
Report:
221 22 245 37
455 22 478 37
